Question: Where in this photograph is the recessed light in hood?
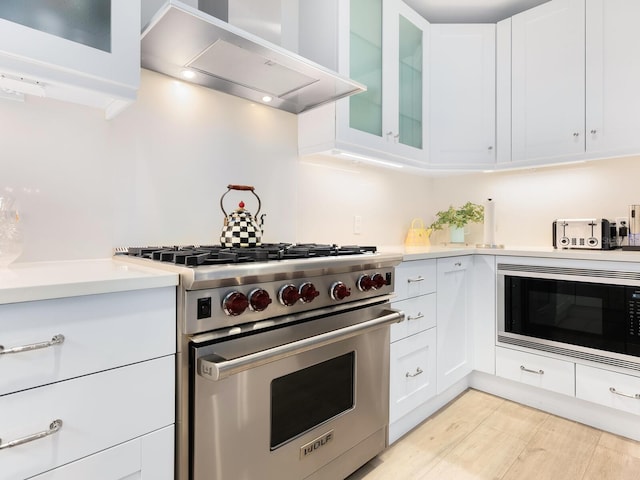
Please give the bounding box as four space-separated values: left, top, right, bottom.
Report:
141 0 366 114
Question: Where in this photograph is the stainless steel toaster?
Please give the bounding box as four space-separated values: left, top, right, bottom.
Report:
552 218 615 250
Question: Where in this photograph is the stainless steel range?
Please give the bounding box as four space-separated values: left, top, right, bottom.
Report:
115 244 403 480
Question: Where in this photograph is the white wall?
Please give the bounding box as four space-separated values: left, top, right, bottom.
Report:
1 69 432 263
428 157 640 247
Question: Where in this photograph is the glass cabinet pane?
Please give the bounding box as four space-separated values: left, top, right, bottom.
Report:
398 15 423 148
349 0 383 136
0 0 112 52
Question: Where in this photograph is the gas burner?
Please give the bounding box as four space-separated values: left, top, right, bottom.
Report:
118 244 377 266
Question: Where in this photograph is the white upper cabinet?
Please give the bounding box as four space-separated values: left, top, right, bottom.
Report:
586 0 640 156
429 24 496 168
501 0 640 166
510 0 586 163
0 0 140 119
298 0 430 167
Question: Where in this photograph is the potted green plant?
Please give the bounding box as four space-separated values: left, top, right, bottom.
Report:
429 201 484 243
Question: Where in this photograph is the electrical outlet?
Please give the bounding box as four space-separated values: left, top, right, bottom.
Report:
353 215 363 235
615 217 629 228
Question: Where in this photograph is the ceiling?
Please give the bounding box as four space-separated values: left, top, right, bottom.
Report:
403 0 552 23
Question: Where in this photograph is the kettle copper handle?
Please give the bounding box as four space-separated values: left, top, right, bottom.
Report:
227 184 254 191
220 185 261 217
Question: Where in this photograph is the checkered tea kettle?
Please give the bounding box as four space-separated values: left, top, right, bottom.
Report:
220 184 265 247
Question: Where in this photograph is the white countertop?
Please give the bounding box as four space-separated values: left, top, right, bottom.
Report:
0 259 179 304
381 244 640 263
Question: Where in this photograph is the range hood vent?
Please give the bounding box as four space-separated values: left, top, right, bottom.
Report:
141 0 366 114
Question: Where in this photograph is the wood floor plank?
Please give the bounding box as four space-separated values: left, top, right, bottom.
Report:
479 396 549 443
582 444 640 480
598 431 640 460
501 415 601 480
417 424 527 480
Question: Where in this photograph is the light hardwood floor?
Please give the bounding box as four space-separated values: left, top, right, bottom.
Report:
347 389 640 480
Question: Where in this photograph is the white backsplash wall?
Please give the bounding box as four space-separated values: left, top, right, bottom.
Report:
2 70 300 262
296 157 434 247
428 156 640 247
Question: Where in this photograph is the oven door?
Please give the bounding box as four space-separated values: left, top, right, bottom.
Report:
190 304 402 480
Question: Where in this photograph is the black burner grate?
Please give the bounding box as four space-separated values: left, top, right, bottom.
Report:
119 244 377 266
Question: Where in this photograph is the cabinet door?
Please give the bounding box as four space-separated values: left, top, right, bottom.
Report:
337 0 429 163
511 0 585 162
471 255 496 374
586 0 640 155
0 0 140 117
389 328 437 423
390 0 429 161
430 24 496 167
436 256 473 393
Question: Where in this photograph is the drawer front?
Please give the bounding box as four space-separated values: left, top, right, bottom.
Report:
0 356 175 480
496 347 575 396
31 425 175 480
391 293 436 343
394 260 437 301
0 287 175 396
390 328 437 423
576 364 640 416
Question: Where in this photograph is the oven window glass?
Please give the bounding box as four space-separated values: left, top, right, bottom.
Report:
270 352 355 450
505 276 626 353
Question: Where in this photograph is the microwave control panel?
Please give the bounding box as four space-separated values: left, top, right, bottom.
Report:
627 288 640 338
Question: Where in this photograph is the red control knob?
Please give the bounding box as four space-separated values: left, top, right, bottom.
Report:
249 288 272 312
222 291 249 316
357 274 374 292
330 281 351 301
279 284 300 306
299 282 320 303
371 273 387 290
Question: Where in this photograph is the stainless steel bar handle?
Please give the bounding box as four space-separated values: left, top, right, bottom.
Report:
405 367 423 378
0 419 63 450
520 365 544 375
407 313 424 321
0 334 65 355
407 276 424 283
609 387 640 399
198 309 404 382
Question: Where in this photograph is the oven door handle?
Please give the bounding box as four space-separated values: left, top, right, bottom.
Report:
197 309 404 382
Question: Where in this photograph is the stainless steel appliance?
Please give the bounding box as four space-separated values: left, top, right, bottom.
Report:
552 218 615 250
497 258 640 371
115 244 403 480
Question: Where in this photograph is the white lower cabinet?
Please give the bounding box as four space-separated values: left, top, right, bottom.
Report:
0 356 175 480
576 364 640 416
495 347 575 396
389 328 437 423
436 256 473 393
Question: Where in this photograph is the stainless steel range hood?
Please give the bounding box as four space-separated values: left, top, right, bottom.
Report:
141 0 366 114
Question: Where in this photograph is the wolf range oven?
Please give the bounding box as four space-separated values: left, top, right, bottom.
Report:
116 244 403 480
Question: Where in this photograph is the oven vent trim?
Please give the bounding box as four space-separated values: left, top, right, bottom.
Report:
497 334 640 372
497 263 640 283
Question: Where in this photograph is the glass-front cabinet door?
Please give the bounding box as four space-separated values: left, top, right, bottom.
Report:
0 0 140 118
336 0 429 164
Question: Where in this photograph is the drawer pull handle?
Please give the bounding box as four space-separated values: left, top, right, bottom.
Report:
609 387 640 399
0 334 65 355
0 419 63 450
407 312 424 321
455 262 462 267
407 276 425 283
520 365 544 375
406 367 424 378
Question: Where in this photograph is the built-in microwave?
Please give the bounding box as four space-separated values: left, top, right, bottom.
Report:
497 258 640 372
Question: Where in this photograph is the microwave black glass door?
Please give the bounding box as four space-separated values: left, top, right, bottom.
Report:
505 276 627 353
270 352 355 450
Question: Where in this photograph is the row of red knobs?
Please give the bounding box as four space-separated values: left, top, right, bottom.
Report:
222 273 386 316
